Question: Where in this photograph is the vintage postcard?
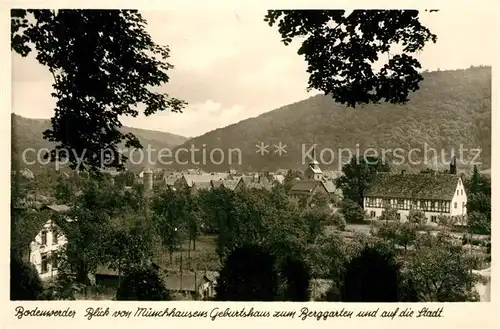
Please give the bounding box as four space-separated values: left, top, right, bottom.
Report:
2 1 498 328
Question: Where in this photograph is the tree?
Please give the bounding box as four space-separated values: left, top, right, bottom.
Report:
437 214 455 230
396 222 417 250
106 214 156 284
467 212 490 235
215 245 278 301
151 189 186 263
379 206 398 223
10 254 44 300
278 255 311 301
300 207 329 244
57 179 121 285
116 266 170 301
11 10 185 172
329 212 346 231
408 209 426 225
336 156 390 206
340 199 366 224
341 245 400 302
406 233 480 301
265 10 438 107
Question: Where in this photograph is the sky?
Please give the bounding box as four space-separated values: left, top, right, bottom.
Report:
11 9 495 138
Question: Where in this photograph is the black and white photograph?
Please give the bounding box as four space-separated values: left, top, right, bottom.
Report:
9 7 493 307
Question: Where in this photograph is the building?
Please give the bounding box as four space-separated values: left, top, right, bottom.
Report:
363 170 467 225
289 147 338 205
28 204 71 280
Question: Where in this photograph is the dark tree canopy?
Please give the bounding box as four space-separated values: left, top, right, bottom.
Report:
265 10 438 107
336 156 390 206
279 255 311 301
341 246 400 302
10 255 44 300
215 245 278 301
11 9 185 172
116 266 170 301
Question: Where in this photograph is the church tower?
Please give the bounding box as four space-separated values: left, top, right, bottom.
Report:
305 145 323 181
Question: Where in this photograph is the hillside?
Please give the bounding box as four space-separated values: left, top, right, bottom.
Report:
11 114 190 172
170 66 491 172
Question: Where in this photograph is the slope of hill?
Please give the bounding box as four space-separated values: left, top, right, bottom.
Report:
11 114 190 172
170 66 491 172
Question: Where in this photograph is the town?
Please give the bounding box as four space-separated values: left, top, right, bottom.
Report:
11 151 491 301
10 9 492 303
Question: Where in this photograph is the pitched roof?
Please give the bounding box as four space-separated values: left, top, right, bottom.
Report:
193 181 212 190
321 179 336 193
289 180 320 193
365 173 460 200
183 173 228 187
212 179 240 191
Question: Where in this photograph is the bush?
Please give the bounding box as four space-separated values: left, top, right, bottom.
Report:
341 246 400 302
330 212 346 231
340 199 366 224
278 255 311 301
116 266 170 301
10 255 44 300
215 245 278 301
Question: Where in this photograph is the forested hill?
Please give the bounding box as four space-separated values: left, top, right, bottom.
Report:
170 66 491 173
11 114 190 172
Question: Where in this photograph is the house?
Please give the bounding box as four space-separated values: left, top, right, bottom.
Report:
211 178 245 192
289 149 337 205
363 170 467 225
176 173 229 190
29 204 71 280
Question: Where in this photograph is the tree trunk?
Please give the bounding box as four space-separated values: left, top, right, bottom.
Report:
188 239 191 261
193 238 196 251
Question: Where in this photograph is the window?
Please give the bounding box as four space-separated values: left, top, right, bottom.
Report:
370 211 376 218
52 228 58 245
454 202 457 209
461 189 463 195
41 254 48 273
431 215 437 223
462 202 465 209
456 190 459 196
41 231 47 246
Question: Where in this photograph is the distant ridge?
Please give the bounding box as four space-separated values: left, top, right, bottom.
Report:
169 66 491 172
11 113 190 171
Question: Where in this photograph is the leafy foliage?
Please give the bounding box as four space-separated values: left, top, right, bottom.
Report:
278 255 311 301
379 206 398 222
340 199 366 224
215 245 278 301
10 254 44 300
11 10 185 172
341 245 400 302
265 10 437 107
408 209 426 225
116 266 170 301
337 156 390 206
406 233 480 301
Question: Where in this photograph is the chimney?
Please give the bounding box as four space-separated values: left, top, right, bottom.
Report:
449 155 457 175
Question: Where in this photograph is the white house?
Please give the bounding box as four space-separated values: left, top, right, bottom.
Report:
364 172 467 225
29 205 71 280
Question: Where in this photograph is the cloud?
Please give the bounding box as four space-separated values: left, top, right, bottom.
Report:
11 9 495 138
